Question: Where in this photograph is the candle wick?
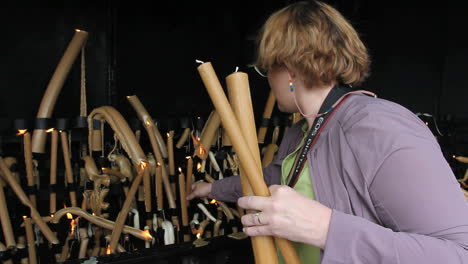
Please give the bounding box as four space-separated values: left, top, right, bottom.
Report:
195 59 205 64
235 67 239 72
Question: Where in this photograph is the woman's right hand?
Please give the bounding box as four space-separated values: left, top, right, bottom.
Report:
186 181 213 200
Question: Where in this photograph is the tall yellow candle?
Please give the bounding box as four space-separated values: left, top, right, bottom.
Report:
197 62 299 264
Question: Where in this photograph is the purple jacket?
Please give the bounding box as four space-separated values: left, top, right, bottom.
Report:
212 94 468 263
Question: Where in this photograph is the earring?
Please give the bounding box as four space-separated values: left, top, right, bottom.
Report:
289 79 294 92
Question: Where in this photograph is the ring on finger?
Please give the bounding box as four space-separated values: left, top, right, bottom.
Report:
254 212 263 225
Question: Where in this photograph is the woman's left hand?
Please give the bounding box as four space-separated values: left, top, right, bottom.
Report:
238 184 332 249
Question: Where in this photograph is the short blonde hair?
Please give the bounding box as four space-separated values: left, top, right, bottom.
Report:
256 1 370 87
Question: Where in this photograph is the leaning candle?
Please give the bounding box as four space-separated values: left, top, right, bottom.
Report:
0 158 59 244
109 161 148 252
0 179 15 249
23 216 37 264
32 29 89 153
194 111 221 160
455 156 468 163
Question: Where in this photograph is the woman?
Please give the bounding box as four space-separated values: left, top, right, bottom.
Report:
188 1 468 263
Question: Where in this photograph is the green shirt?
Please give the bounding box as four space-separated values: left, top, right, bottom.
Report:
278 123 320 264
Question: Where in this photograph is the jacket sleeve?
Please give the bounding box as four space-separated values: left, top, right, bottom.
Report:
211 123 302 202
322 103 468 263
211 156 283 202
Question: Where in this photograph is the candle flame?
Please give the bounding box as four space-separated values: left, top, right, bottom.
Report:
17 129 27 136
425 122 429 126
140 161 148 170
22 216 27 220
145 120 152 127
106 245 111 255
46 128 54 133
178 167 182 173
209 199 217 204
75 29 81 32
66 213 73 219
197 162 202 171
186 156 191 160
70 218 77 235
141 230 153 240
157 162 161 166
196 232 201 239
453 155 457 159
167 133 170 137
198 146 205 156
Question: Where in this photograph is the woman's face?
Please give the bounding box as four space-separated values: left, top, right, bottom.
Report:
267 67 297 113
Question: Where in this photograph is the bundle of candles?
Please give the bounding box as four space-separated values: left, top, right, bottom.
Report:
0 105 294 263
0 30 299 264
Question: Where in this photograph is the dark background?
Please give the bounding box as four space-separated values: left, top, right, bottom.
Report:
0 0 467 155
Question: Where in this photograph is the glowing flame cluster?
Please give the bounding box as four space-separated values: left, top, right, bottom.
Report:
197 162 202 172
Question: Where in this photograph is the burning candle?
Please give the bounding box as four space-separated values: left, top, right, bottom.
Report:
49 128 58 214
194 111 221 160
143 226 151 248
185 156 194 197
167 131 177 200
156 162 163 211
19 129 37 207
178 167 190 242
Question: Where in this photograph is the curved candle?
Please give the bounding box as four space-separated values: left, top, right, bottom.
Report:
51 207 151 241
32 29 89 153
126 96 176 209
127 95 168 158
